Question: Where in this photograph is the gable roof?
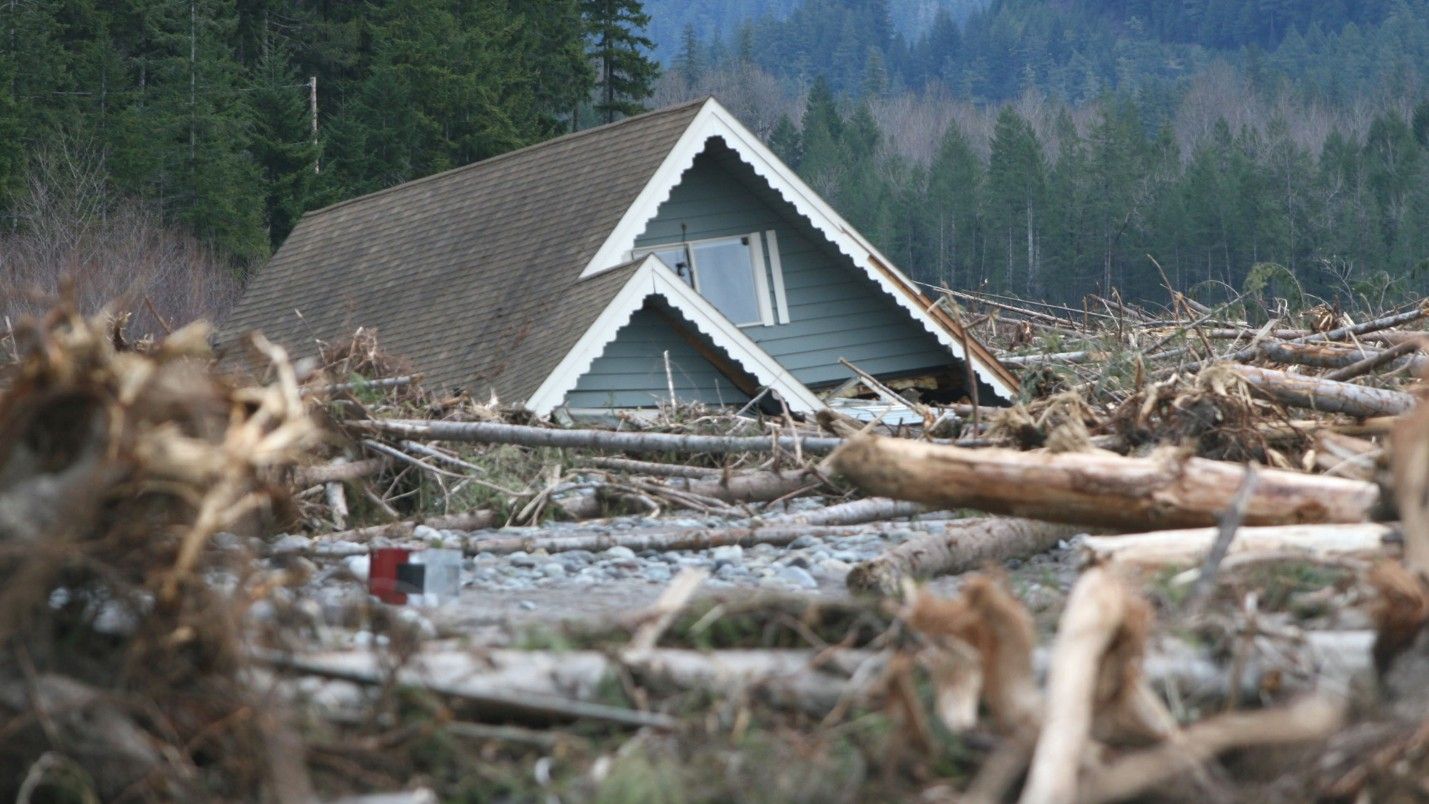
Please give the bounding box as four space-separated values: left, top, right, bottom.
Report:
222 99 708 401
223 97 1018 405
527 255 824 415
579 99 1021 400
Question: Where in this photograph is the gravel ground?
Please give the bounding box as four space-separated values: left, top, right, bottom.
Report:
268 499 1084 645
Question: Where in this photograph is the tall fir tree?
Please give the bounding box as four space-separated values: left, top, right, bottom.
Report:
129 0 266 264
926 121 984 288
1086 98 1146 293
987 107 1046 293
580 0 658 124
248 35 316 248
522 0 593 134
676 22 701 85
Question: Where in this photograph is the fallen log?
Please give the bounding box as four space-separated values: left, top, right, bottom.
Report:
1182 305 1429 373
291 457 390 487
262 632 1372 761
828 436 1380 530
464 523 878 556
256 649 675 730
325 479 349 530
1230 364 1416 417
353 418 846 456
1000 350 1108 366
307 518 962 558
312 509 501 543
656 468 827 504
767 496 930 527
1258 341 1377 369
847 518 1082 595
1323 338 1426 381
1080 522 1396 567
1297 304 1429 346
579 456 722 478
1078 694 1346 804
1259 416 1401 441
553 468 828 519
305 468 830 544
1019 567 1165 804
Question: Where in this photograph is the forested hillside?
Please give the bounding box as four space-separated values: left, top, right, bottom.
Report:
658 0 1429 307
3 0 1429 318
0 0 657 329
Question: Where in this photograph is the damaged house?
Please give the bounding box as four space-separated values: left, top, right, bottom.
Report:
224 98 1017 416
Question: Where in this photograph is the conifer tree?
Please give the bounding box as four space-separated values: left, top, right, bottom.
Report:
926 121 984 288
580 0 659 124
131 0 265 264
676 23 701 85
769 114 803 169
987 107 1046 293
524 0 595 134
249 37 316 248
0 51 20 208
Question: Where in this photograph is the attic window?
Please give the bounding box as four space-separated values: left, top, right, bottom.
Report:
637 234 775 327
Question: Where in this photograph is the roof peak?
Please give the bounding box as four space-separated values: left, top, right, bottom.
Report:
301 97 717 221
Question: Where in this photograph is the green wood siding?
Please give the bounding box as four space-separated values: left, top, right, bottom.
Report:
565 302 752 409
634 142 954 388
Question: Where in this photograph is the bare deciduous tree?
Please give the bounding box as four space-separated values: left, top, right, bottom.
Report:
0 139 240 341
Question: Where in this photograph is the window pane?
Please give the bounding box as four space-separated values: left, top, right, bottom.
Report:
649 246 694 286
692 239 761 325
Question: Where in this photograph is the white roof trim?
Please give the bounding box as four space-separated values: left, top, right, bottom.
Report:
578 97 1015 402
527 255 824 416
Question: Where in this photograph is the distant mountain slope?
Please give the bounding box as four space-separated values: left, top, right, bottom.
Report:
643 0 987 60
654 0 1429 104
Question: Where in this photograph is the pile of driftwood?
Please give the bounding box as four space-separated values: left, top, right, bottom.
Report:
0 308 318 799
261 293 1429 799
8 295 1429 800
963 287 1427 424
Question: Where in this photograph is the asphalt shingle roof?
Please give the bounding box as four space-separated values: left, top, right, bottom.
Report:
222 99 706 402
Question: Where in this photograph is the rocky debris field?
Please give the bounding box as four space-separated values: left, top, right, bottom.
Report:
8 306 1429 802
262 502 1081 644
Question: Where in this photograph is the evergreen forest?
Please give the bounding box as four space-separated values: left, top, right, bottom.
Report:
4 0 1429 318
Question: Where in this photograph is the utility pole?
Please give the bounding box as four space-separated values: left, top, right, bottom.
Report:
309 76 320 174
189 0 197 163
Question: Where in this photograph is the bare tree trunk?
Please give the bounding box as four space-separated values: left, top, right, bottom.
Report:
1080 522 1395 567
579 456 721 478
829 436 1380 530
1078 696 1345 804
1020 567 1158 804
1184 305 1429 373
1001 350 1108 366
292 457 390 486
1231 364 1416 417
1323 338 1426 381
324 481 348 530
656 468 826 503
1257 341 1378 369
354 419 844 456
464 524 869 556
847 518 1080 595
312 510 501 543
768 497 929 527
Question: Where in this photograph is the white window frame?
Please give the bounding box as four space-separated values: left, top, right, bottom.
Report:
764 229 791 324
633 232 775 327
